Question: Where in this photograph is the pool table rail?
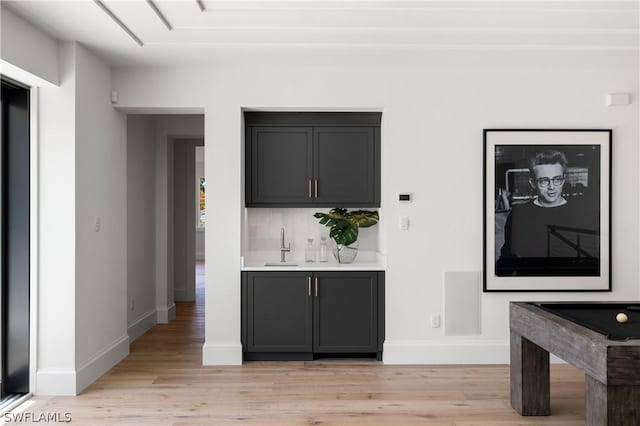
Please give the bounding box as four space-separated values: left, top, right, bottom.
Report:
510 302 640 386
510 301 640 425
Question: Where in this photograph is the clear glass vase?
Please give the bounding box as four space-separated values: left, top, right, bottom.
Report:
318 237 329 262
333 240 358 264
305 238 316 263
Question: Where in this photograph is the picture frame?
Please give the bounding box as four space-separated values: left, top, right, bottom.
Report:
483 129 612 292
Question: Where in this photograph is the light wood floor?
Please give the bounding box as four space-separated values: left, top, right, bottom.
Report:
20 266 587 425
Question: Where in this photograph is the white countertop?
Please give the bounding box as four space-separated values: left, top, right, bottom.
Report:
241 251 386 271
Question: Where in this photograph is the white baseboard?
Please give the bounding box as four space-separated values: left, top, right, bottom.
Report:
127 309 157 342
156 303 176 323
202 341 242 365
383 341 511 364
35 369 77 396
382 341 568 365
76 334 130 393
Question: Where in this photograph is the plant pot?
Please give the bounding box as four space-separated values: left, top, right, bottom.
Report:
333 241 358 264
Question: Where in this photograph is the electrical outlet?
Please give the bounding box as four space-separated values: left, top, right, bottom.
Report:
431 314 441 328
94 216 101 232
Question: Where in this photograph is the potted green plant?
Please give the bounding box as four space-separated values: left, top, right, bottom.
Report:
313 208 379 264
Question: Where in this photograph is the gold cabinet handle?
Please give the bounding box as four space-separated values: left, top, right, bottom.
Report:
314 179 318 198
308 179 312 198
308 276 312 297
315 277 318 297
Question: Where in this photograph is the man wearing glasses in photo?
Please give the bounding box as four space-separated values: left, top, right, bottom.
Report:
529 151 568 208
498 149 599 276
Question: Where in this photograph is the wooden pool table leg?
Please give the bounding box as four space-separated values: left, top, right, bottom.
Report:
510 331 550 416
586 375 640 426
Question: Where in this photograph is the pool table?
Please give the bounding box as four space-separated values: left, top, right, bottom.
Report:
510 302 640 426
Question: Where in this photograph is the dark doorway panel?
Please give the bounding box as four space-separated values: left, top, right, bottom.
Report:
1 77 31 398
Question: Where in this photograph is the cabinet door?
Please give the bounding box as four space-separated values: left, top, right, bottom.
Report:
313 272 378 353
248 126 313 205
313 126 379 206
246 272 313 352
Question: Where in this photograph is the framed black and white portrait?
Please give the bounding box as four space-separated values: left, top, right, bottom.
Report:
483 129 611 292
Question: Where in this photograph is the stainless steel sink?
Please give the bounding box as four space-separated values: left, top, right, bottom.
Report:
264 262 299 267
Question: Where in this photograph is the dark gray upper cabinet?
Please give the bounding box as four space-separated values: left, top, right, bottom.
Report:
313 272 378 353
245 112 381 207
244 272 312 353
313 127 378 206
249 126 313 204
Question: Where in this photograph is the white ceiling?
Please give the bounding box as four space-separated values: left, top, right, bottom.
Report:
5 0 639 68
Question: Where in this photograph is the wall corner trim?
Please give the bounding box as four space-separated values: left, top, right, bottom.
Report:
127 309 157 342
202 341 243 365
76 334 130 394
35 369 77 396
156 303 176 324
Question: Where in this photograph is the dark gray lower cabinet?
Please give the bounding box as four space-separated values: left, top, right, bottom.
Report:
245 272 312 355
313 272 377 353
242 271 384 361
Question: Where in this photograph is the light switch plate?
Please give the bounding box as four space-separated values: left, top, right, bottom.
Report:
399 216 410 230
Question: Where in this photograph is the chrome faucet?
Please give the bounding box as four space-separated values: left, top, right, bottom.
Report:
280 227 291 263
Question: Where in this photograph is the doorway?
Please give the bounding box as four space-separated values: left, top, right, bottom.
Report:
195 146 205 310
1 78 31 403
125 114 204 345
173 139 204 303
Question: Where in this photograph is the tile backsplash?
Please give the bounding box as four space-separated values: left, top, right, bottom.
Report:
243 208 379 254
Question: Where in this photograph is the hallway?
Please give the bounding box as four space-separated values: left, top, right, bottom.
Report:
13 262 587 425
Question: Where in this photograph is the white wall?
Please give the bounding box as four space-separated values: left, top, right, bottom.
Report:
114 49 639 365
0 4 58 86
74 43 128 391
37 43 77 395
36 42 128 395
126 115 157 341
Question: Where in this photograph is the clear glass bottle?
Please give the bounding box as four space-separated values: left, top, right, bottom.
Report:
305 238 316 263
318 236 329 262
